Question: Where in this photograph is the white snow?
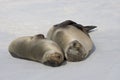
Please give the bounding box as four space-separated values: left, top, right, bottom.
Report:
0 0 120 80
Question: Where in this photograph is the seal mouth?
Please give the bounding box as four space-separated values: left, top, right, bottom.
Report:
43 60 62 67
66 40 87 62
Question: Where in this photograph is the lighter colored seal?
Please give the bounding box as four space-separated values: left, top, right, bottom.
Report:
47 20 96 61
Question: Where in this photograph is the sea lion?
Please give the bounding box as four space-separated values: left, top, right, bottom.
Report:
9 34 64 67
47 20 97 62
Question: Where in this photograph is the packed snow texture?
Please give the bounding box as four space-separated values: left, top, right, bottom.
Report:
0 0 120 80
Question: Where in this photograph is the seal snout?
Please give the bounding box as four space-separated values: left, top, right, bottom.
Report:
66 40 87 61
44 52 64 67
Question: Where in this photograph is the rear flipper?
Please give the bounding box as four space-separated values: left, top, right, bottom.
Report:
84 26 97 32
54 20 97 32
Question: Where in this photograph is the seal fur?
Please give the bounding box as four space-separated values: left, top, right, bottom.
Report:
47 20 97 61
9 34 64 67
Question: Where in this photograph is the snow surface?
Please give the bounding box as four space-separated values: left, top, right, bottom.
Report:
0 0 120 80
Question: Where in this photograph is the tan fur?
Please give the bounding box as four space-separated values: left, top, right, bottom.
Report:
9 34 64 67
47 25 93 61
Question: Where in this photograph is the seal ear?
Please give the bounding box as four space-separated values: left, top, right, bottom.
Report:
83 26 97 32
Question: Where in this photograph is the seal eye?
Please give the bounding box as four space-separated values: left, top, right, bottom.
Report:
56 55 61 59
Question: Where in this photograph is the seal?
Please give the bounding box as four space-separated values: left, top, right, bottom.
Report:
9 34 64 67
47 20 97 62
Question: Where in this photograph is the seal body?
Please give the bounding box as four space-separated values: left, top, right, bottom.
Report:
47 20 96 62
9 34 64 67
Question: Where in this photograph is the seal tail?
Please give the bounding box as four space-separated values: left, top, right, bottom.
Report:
84 26 97 32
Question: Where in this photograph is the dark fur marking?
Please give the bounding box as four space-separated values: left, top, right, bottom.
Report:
53 20 97 37
54 20 97 32
54 20 77 27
